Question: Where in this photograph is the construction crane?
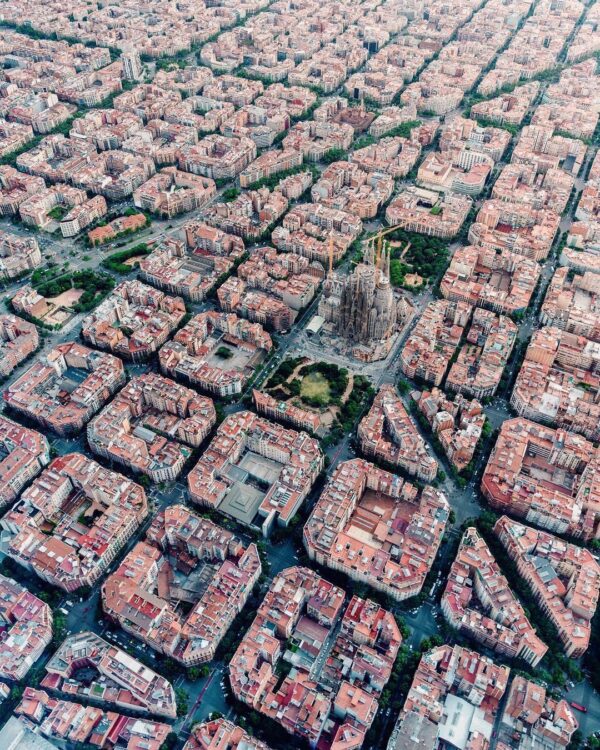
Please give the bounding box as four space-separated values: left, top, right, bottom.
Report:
328 222 408 274
368 223 407 266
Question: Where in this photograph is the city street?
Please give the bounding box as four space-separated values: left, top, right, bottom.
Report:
0 1 598 744
1 151 597 750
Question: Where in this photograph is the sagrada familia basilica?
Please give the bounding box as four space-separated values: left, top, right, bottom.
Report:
319 243 413 361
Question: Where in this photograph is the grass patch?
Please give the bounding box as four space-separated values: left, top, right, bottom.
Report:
300 371 331 402
266 358 351 414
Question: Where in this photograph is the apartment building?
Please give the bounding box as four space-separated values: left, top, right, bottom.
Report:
4 342 125 436
0 574 52 681
103 505 260 665
88 373 216 482
440 245 540 316
481 418 600 541
441 527 547 667
139 228 245 303
81 280 186 361
188 410 323 534
386 186 472 239
512 326 600 440
0 452 148 592
495 515 600 658
305 458 448 602
160 311 272 397
358 385 438 481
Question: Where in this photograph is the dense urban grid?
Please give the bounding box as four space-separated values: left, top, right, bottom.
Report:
0 0 597 749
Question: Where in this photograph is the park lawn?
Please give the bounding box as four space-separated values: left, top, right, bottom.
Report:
301 371 331 402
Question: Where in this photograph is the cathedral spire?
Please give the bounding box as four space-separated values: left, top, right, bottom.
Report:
366 238 374 267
